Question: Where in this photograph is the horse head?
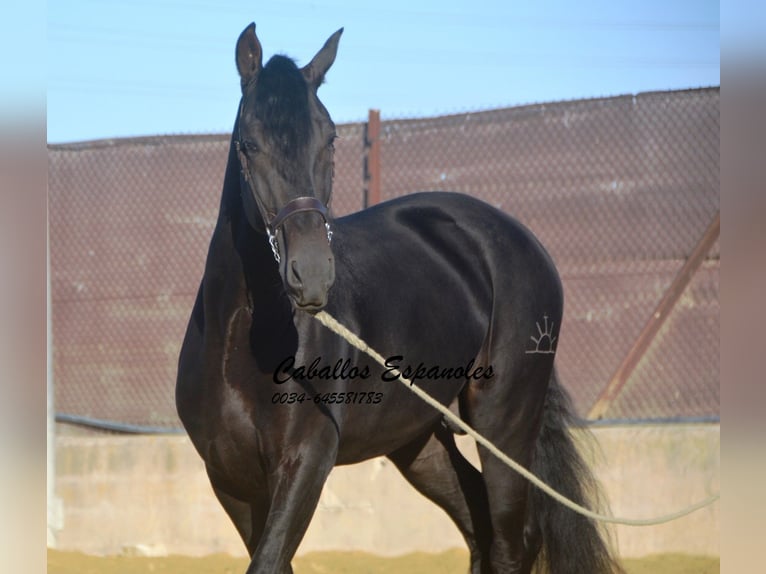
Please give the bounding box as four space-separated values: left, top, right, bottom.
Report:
234 23 342 313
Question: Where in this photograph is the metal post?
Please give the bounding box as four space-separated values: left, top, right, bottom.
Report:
587 211 720 420
363 109 381 208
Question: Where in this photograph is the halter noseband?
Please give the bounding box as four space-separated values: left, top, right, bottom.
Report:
234 98 333 264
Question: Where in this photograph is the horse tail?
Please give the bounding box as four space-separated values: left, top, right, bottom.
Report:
528 368 624 574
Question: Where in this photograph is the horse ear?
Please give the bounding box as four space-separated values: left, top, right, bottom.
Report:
236 22 262 90
302 28 343 89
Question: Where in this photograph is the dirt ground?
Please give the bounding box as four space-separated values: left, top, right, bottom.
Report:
48 549 719 573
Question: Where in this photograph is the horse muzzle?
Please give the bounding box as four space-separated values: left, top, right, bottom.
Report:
284 250 335 312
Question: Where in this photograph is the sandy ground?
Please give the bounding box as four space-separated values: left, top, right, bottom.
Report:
48 549 719 573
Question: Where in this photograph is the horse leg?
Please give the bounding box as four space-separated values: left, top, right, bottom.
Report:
467 358 553 574
245 440 337 574
209 481 269 557
211 485 253 550
388 424 492 574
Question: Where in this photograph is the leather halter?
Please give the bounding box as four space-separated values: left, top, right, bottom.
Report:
233 96 333 263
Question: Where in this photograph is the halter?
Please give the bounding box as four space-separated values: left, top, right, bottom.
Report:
234 96 333 263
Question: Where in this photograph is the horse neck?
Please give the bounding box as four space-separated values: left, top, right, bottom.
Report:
202 134 299 367
207 133 288 314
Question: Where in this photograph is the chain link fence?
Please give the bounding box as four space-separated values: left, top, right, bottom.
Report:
49 87 719 431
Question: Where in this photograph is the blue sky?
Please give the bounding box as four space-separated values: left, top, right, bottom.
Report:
45 0 720 144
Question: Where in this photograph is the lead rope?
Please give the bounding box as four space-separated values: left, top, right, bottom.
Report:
313 310 720 527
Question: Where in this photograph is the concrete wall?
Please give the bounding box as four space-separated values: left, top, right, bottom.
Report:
51 424 719 558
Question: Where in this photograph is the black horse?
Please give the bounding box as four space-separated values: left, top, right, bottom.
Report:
177 23 622 574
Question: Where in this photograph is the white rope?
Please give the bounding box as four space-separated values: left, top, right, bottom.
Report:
314 311 720 527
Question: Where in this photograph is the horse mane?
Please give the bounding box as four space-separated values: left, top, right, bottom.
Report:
253 55 311 158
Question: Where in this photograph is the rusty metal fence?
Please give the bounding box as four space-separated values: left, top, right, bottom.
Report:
49 87 719 431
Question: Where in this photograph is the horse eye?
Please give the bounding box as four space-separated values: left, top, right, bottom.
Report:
327 135 337 150
243 140 259 153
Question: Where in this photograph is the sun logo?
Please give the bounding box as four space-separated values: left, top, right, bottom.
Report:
526 314 557 355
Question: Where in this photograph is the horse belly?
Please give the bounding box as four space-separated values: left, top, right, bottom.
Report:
333 377 465 464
